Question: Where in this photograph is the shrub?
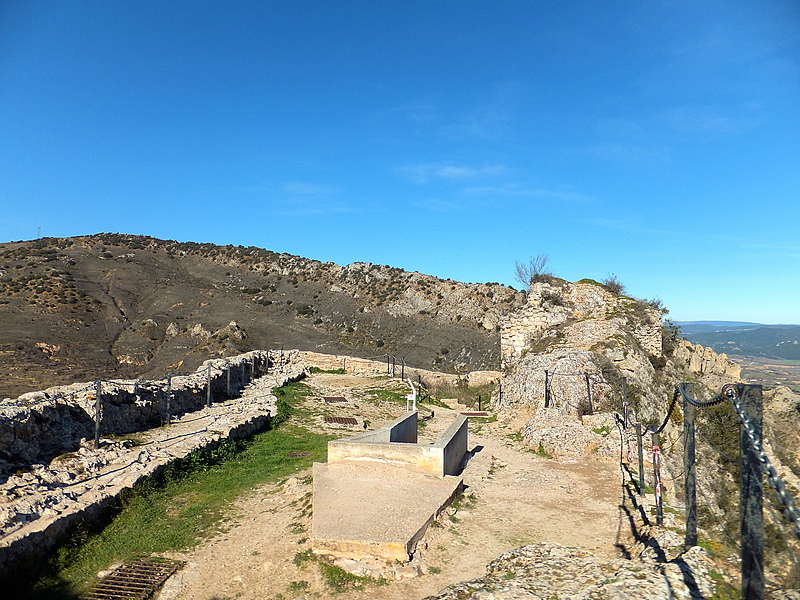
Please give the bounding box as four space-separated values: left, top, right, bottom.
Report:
601 273 626 295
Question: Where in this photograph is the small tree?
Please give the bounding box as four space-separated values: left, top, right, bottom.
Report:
601 273 626 296
514 254 552 290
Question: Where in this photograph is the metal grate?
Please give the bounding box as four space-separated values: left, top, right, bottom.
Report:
323 396 347 403
81 557 184 600
323 416 359 426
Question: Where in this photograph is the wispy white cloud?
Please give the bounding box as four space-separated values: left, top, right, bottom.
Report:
666 106 762 135
583 142 672 164
411 197 464 213
464 183 596 204
282 181 340 197
398 162 508 184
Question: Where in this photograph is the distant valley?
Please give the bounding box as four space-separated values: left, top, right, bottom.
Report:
677 320 800 391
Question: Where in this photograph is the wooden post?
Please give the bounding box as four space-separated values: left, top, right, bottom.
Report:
683 383 697 547
740 384 764 600
93 380 102 448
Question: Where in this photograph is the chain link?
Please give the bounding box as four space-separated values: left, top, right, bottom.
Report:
723 384 800 540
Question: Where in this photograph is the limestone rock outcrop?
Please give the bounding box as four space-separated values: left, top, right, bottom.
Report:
495 279 742 458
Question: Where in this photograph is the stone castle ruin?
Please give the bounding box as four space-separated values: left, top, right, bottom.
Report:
495 279 741 458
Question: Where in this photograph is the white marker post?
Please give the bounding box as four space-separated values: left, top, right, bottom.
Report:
406 380 417 412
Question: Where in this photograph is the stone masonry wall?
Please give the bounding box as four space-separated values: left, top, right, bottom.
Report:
0 350 274 475
500 281 663 368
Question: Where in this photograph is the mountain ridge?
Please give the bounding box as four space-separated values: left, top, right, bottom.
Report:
0 234 525 398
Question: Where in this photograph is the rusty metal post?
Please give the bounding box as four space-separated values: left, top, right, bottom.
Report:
740 384 764 600
683 383 697 547
94 380 102 448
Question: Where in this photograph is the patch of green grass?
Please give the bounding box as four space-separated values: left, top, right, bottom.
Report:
289 522 306 534
506 431 524 443
309 366 346 374
317 561 385 593
363 388 407 404
451 492 477 511
707 569 739 600
592 425 610 437
287 580 309 592
533 443 553 459
420 395 451 409
293 548 315 567
16 383 333 600
428 566 441 574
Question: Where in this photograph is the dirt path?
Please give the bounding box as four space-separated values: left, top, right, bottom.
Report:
158 373 632 600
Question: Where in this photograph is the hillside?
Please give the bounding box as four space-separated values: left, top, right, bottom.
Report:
0 234 525 399
677 321 800 360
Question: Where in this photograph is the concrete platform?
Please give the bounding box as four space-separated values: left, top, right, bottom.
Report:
311 461 463 561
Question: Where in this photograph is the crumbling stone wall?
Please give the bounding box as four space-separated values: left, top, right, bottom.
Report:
0 350 272 476
500 280 663 369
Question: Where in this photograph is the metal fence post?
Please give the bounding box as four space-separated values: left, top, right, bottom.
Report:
392 355 396 377
544 370 550 408
401 357 405 381
226 364 231 396
622 376 628 429
165 373 172 425
652 431 663 525
683 383 697 547
636 423 645 496
387 354 390 375
206 366 212 408
740 384 764 600
94 380 102 448
584 372 593 414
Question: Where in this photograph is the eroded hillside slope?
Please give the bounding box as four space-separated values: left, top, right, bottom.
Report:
0 234 524 398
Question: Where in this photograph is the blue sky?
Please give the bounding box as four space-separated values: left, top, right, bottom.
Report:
1 2 798 323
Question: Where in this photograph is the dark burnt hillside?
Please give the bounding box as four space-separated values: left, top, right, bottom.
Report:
0 234 524 398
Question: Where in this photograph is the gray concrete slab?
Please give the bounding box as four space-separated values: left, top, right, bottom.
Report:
311 461 462 561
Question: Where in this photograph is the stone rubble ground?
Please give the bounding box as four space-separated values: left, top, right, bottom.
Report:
154 372 755 600
6 368 795 599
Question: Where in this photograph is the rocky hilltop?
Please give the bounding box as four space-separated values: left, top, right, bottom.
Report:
490 277 800 594
497 278 740 427
0 234 524 398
